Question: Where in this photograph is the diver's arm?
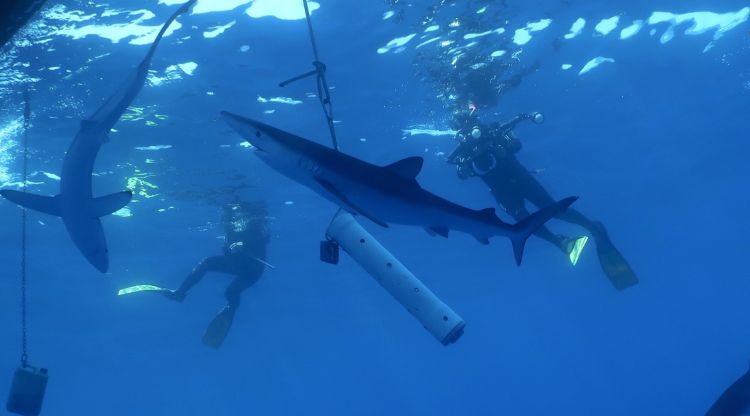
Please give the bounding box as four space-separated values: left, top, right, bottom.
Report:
446 143 469 165
447 140 477 179
495 112 542 135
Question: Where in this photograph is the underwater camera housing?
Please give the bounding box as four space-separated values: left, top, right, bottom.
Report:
6 364 48 416
319 239 340 264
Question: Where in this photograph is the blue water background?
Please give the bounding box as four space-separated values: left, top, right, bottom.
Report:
1 0 750 414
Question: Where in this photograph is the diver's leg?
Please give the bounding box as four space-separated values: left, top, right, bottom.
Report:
512 171 596 263
518 172 637 286
483 173 568 251
202 268 262 349
166 256 230 302
224 262 264 308
519 171 600 231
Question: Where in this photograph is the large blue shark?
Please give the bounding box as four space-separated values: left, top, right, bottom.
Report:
1 0 197 272
220 112 577 264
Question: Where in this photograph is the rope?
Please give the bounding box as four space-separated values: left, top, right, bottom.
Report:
279 0 338 151
20 90 30 367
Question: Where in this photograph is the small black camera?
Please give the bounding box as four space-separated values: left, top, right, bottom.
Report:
319 239 340 264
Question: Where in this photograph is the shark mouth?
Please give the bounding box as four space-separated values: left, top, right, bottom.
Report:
247 141 264 152
251 130 265 151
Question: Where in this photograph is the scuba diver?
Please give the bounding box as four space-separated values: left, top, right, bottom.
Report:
447 108 638 290
118 200 271 348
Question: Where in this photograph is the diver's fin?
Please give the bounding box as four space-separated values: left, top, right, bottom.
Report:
202 306 236 349
117 284 170 296
594 233 638 290
91 191 132 217
428 226 449 238
0 191 62 216
314 176 389 228
566 236 589 266
510 196 578 266
384 156 424 179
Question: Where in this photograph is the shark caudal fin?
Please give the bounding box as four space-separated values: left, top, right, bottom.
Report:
510 196 578 266
0 190 62 216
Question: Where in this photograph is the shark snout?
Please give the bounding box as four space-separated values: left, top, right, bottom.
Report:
220 111 269 150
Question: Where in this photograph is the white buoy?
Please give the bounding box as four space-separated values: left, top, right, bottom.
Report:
326 211 465 345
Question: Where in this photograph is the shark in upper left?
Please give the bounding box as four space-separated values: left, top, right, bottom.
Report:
1 0 198 272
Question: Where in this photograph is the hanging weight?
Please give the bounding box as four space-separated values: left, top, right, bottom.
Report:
6 365 48 416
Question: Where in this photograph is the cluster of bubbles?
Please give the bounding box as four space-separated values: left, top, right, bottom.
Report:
384 0 534 123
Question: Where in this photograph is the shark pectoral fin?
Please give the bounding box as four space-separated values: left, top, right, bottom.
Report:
384 156 424 179
428 226 449 238
0 190 62 216
91 191 133 217
314 176 389 228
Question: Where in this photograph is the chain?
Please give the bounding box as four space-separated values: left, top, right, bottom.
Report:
279 1 338 150
20 91 30 367
302 0 338 151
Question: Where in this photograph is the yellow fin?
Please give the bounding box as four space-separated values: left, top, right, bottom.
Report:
568 236 589 266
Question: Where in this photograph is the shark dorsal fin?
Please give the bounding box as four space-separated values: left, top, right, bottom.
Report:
384 156 424 179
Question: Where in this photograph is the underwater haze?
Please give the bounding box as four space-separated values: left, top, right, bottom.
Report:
1 0 750 415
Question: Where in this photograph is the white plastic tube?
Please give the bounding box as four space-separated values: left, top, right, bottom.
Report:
326 211 465 345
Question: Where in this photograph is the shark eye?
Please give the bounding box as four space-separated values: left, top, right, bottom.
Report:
255 131 261 137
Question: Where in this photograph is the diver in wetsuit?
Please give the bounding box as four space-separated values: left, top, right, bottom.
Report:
117 201 271 348
163 200 271 347
447 109 638 290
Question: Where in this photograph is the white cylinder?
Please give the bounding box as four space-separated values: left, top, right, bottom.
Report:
327 211 465 345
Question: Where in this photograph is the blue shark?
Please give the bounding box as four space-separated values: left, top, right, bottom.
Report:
1 0 197 272
220 112 577 264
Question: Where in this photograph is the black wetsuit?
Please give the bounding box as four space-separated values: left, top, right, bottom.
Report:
172 202 270 309
448 113 637 289
450 115 606 248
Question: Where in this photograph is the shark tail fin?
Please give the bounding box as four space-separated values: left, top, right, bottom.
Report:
510 196 578 266
91 191 132 217
0 190 62 216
